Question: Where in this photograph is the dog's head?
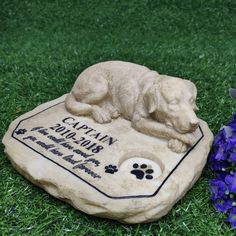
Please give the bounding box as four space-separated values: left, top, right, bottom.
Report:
145 76 199 134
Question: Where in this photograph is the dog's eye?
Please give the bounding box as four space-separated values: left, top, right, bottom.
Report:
169 99 178 105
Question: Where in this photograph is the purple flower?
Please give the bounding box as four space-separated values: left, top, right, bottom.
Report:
216 172 228 181
227 207 236 229
229 152 236 162
209 112 236 228
225 173 236 193
214 147 227 161
213 128 227 146
210 179 227 200
226 138 236 152
213 198 233 213
210 160 227 173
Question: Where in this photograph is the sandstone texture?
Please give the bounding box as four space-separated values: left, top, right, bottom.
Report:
3 95 213 223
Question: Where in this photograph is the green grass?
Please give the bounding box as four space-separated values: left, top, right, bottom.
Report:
1 0 236 235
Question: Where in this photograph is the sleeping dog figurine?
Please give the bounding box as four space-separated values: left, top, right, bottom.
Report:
65 61 199 153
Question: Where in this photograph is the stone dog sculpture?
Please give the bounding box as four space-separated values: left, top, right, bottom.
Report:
65 61 200 153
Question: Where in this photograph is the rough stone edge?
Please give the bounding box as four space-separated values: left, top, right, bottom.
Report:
2 95 214 224
121 120 213 223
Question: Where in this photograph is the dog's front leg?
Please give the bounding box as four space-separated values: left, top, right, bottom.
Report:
132 118 198 153
132 117 182 140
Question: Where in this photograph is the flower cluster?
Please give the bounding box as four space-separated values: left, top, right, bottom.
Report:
209 114 236 229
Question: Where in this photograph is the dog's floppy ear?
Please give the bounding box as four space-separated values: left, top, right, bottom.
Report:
186 80 199 111
186 80 197 96
144 83 159 114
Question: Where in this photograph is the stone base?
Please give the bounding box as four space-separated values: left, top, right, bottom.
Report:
2 95 213 223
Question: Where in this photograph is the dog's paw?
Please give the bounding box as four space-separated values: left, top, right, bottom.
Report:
168 139 188 153
92 105 112 123
180 132 198 146
111 110 120 119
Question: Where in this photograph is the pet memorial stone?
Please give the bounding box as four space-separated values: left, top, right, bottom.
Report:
3 61 213 223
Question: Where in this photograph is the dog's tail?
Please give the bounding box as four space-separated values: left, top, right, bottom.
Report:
65 93 92 116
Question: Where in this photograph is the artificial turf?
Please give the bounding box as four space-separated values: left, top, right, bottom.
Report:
1 0 236 235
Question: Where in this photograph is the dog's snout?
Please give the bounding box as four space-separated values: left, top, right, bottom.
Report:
190 119 199 128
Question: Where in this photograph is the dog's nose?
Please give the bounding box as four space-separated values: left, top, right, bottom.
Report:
190 120 199 129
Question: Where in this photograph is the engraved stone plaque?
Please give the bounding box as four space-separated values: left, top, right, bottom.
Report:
3 95 213 223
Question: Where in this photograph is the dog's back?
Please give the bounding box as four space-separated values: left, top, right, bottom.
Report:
77 61 150 85
66 61 159 122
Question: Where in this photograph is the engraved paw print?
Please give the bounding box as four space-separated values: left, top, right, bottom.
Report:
15 129 27 135
131 163 154 180
105 165 118 174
